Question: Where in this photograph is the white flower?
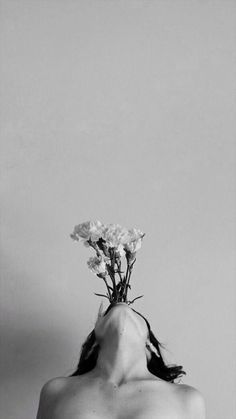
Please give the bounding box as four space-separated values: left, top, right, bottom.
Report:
102 224 130 248
87 256 107 275
125 237 142 253
115 244 126 257
124 228 145 253
128 228 144 241
71 220 104 242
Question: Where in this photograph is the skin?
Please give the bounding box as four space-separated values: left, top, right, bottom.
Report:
36 303 206 419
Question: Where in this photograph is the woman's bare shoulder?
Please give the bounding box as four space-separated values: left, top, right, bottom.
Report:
36 377 79 419
40 376 81 395
40 377 68 394
174 383 206 418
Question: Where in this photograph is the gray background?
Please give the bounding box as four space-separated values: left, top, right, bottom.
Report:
0 1 235 418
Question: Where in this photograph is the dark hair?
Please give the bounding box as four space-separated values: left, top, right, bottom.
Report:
70 304 186 383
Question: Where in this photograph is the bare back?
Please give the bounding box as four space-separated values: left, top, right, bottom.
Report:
36 372 205 419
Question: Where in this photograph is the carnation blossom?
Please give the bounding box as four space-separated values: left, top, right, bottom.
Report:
128 228 144 242
102 224 130 248
71 220 104 242
115 244 126 257
124 228 144 253
125 237 142 253
87 256 107 275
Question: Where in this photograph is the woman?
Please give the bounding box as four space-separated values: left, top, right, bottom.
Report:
36 303 206 419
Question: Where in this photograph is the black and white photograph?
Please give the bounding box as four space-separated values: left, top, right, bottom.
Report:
0 1 235 419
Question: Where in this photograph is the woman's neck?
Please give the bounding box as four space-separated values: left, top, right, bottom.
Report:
94 332 149 386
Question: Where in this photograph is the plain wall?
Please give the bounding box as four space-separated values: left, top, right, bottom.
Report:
0 1 235 418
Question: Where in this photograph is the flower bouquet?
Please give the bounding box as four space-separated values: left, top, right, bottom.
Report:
70 221 145 305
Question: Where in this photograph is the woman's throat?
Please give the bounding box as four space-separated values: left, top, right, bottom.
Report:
95 333 148 386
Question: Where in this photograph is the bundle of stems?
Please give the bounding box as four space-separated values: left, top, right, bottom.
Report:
90 238 143 305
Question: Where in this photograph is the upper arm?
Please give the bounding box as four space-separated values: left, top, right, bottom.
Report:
36 378 66 419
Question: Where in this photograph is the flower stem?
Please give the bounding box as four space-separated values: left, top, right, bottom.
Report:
108 249 118 301
102 276 112 300
124 258 136 302
115 259 124 301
